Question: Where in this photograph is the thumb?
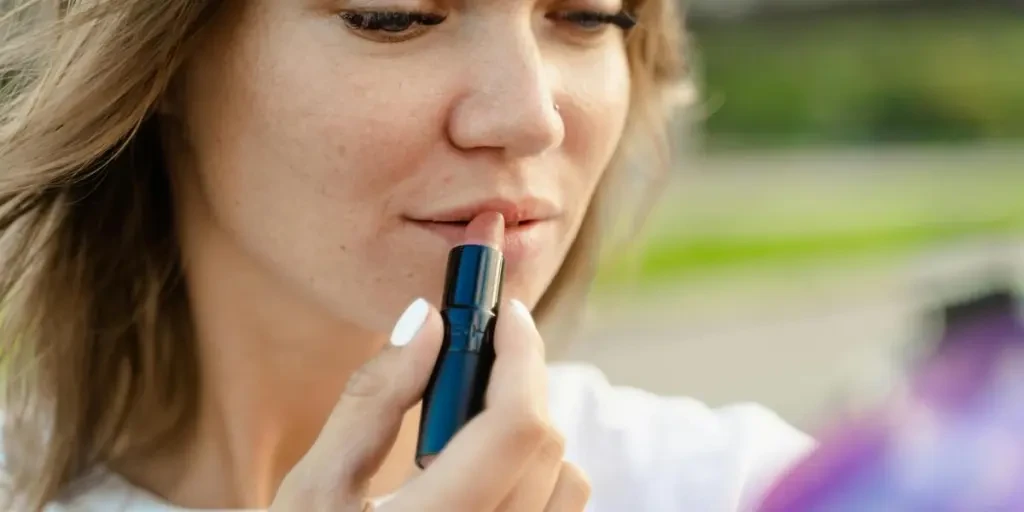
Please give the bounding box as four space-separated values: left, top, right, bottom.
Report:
281 298 443 508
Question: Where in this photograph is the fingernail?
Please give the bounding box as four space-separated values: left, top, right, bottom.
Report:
509 299 535 329
391 298 429 347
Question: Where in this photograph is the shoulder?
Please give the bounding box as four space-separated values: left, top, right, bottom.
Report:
545 363 816 512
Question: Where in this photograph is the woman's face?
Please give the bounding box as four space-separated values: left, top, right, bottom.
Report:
169 0 632 332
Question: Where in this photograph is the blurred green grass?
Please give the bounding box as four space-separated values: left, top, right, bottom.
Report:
594 163 1024 289
596 216 1022 289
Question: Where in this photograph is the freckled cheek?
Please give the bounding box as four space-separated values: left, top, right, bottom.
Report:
280 50 453 208
300 101 431 207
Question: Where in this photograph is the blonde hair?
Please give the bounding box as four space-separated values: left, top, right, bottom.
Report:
0 0 688 509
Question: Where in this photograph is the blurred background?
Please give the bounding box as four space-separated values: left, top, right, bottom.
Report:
564 0 1024 432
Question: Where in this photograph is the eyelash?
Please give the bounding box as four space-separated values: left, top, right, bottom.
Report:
548 11 637 31
338 10 637 40
339 11 445 34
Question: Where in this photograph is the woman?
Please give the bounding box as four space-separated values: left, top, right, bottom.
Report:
0 0 813 510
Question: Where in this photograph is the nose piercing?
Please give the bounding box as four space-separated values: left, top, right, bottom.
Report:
553 103 561 112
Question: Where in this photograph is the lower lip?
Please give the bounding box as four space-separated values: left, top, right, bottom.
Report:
407 219 551 263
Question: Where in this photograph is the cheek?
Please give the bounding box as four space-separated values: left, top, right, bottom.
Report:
235 68 432 219
560 49 632 213
182 22 442 232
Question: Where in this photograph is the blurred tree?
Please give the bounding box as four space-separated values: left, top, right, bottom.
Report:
689 5 1024 149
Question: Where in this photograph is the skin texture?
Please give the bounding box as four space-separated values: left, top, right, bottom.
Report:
142 0 632 508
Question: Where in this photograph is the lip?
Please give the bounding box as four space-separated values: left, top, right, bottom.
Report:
407 197 561 226
404 197 561 263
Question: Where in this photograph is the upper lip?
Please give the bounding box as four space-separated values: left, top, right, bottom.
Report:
407 197 561 225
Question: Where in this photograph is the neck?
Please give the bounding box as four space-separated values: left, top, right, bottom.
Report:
118 220 420 509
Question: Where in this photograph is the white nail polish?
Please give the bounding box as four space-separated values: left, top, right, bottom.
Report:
391 298 429 347
510 299 535 328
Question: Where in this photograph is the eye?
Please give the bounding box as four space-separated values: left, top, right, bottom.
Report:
548 10 637 32
339 10 447 42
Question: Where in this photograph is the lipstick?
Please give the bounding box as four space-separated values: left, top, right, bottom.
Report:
416 212 506 468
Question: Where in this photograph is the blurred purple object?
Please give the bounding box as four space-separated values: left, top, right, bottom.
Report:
757 290 1024 512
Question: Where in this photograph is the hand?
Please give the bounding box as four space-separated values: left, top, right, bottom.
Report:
269 298 592 512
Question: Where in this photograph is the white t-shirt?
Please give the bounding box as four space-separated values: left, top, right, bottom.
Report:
5 363 814 511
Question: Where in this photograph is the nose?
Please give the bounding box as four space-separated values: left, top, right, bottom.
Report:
446 32 565 158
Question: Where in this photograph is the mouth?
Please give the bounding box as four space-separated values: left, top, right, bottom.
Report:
413 218 543 230
406 197 561 227
403 198 562 261
404 207 559 264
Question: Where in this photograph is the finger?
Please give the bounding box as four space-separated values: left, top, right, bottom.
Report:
495 429 566 512
280 298 443 508
542 463 592 512
487 298 549 415
390 298 551 511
